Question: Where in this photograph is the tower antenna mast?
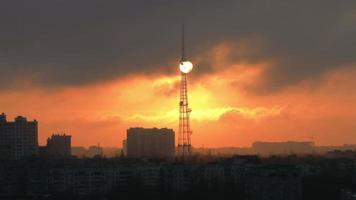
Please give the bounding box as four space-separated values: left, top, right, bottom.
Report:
178 24 193 160
181 24 185 61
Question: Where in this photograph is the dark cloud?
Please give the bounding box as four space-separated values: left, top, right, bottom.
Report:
0 0 355 93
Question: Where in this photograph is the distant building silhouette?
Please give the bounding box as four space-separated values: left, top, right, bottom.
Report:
0 113 38 159
252 141 315 155
88 145 103 158
71 146 120 158
46 133 71 157
122 139 127 156
71 146 87 157
126 127 175 159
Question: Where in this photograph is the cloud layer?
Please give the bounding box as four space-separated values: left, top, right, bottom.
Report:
1 1 355 93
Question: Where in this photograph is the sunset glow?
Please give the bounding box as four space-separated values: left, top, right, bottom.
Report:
1 47 356 148
1 1 356 150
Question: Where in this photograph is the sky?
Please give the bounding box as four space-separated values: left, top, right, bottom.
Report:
1 0 356 147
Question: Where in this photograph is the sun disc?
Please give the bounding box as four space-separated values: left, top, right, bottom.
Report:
179 61 193 73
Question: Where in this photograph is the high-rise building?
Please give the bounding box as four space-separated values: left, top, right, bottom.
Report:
126 127 175 159
46 133 71 157
0 113 38 160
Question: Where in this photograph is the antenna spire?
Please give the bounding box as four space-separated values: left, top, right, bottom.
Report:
181 24 185 61
178 23 193 160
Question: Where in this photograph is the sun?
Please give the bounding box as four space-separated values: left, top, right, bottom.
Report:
179 61 193 73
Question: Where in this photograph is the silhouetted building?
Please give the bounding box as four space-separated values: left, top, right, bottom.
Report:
122 139 127 156
126 127 175 159
341 189 356 200
102 147 121 157
0 113 38 160
325 150 356 159
71 146 120 158
46 133 71 157
245 166 302 200
252 141 315 155
0 154 354 198
136 166 161 190
88 145 103 157
71 146 87 158
38 146 49 157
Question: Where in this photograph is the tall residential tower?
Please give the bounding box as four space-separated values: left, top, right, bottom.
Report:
0 113 38 160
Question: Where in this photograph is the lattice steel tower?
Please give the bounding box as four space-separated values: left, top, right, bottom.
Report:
178 25 193 158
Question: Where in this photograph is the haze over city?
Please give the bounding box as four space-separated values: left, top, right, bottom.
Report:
1 0 356 148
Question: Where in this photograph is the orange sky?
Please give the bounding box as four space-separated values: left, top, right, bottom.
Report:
1 43 356 148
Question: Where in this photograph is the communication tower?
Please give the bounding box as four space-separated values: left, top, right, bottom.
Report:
177 24 193 158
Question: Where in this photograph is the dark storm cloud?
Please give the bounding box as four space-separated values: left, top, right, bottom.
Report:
0 0 355 93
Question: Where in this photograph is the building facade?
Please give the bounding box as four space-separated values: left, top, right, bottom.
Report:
0 113 38 160
126 127 175 159
47 134 72 157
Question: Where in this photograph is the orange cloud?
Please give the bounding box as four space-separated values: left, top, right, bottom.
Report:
1 44 356 148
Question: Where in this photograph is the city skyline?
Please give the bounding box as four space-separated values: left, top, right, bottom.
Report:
1 1 356 148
